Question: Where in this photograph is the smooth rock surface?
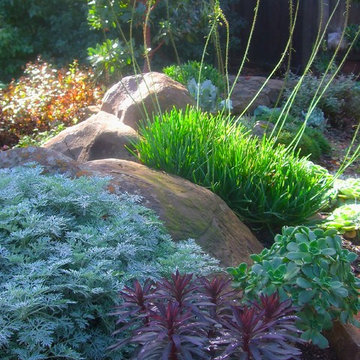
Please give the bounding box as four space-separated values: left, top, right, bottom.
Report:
43 111 139 162
252 120 275 138
229 75 284 114
326 320 360 360
0 147 262 267
0 147 82 176
101 72 195 130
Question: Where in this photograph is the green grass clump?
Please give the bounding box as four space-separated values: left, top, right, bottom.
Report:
135 107 332 229
163 61 225 93
0 165 218 359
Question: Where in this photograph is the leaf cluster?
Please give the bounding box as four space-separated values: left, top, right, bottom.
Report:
228 226 360 348
322 178 360 241
111 271 301 360
0 165 219 359
163 61 225 94
324 204 360 236
0 59 103 148
164 61 229 112
88 39 138 85
335 178 360 203
135 106 333 229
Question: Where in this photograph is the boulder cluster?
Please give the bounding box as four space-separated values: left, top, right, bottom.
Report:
0 72 269 266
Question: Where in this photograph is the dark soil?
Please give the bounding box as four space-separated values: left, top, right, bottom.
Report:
318 126 360 178
299 343 338 360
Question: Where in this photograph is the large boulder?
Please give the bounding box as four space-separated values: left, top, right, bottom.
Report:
43 111 139 162
0 147 82 176
229 76 284 115
101 72 195 130
0 147 263 267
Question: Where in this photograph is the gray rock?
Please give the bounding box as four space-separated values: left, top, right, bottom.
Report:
229 76 284 115
43 111 139 162
101 72 195 130
252 120 275 138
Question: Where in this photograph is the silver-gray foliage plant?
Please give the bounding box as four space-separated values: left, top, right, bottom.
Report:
0 165 219 359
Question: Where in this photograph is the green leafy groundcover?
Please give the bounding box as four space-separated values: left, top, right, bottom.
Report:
228 226 360 348
0 166 219 360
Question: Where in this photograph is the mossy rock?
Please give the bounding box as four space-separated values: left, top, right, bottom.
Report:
0 147 263 267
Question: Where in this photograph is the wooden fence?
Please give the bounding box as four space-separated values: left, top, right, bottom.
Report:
231 0 360 71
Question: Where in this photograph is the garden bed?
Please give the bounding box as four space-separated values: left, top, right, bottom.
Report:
318 126 360 178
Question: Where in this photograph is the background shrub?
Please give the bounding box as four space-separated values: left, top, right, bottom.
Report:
14 124 67 149
135 106 332 229
274 130 322 160
0 0 101 82
0 166 219 359
228 226 360 348
284 72 360 128
345 24 360 53
274 126 331 161
0 59 103 148
88 39 137 85
87 0 214 76
163 61 225 94
251 107 331 161
163 61 229 112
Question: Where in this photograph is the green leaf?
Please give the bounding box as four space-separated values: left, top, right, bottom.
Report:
324 229 338 237
299 242 309 252
313 229 325 237
300 329 313 341
252 264 263 275
312 332 329 349
296 277 312 289
330 281 342 288
332 286 348 298
295 233 309 243
284 262 300 280
301 265 314 278
250 254 261 262
287 252 311 262
321 248 336 256
298 290 315 305
347 252 358 263
340 311 349 324
286 242 299 252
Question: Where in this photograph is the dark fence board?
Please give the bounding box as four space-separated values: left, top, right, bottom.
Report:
230 0 360 71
